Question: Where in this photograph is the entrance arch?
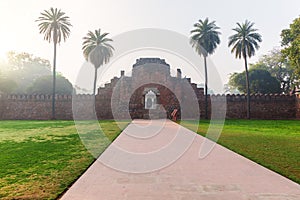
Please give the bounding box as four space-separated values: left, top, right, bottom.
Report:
129 84 180 119
145 90 156 109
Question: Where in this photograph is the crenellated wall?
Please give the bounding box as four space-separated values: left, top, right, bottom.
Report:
0 92 299 120
210 93 298 119
0 94 74 120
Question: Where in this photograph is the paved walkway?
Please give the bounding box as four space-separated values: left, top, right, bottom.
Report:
61 119 300 200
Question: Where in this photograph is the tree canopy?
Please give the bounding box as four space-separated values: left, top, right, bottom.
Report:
82 29 114 66
0 52 52 93
36 8 71 44
228 20 262 59
281 16 300 76
0 52 73 94
229 68 281 94
250 48 298 93
27 75 73 95
190 18 221 57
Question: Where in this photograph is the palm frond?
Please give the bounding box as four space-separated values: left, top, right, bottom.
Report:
228 20 262 59
190 17 221 57
36 7 72 44
82 29 114 67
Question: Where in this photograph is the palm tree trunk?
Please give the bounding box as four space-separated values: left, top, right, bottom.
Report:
244 56 251 119
93 67 98 96
204 56 208 119
52 42 57 120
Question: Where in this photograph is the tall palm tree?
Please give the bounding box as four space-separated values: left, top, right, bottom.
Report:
190 18 221 119
82 29 114 95
228 20 262 119
36 7 71 119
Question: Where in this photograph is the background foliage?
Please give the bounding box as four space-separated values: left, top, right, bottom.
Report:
0 52 73 94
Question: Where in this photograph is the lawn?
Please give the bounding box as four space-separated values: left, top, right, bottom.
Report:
180 120 300 184
0 120 129 200
0 120 299 199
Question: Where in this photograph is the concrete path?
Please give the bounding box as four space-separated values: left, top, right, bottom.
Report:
61 119 300 200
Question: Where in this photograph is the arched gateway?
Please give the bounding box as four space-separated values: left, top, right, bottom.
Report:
96 58 204 120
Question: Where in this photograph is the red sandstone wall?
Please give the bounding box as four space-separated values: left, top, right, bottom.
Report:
0 95 53 120
296 94 300 119
0 94 105 120
0 93 299 120
223 94 296 119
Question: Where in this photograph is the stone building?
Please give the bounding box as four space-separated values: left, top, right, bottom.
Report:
97 58 202 120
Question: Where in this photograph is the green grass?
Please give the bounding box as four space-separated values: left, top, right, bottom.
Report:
0 120 129 200
1 119 299 199
180 120 300 184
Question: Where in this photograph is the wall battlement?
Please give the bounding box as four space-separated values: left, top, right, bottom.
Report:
0 94 95 101
0 93 297 101
210 93 296 101
0 92 298 120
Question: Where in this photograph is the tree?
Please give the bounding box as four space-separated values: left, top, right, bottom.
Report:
281 17 300 77
36 7 72 119
190 18 221 119
229 69 281 94
82 29 114 95
27 75 74 95
6 51 51 72
251 48 298 93
228 20 262 119
0 51 52 93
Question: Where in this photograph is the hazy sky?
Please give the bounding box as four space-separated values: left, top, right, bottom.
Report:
0 0 300 86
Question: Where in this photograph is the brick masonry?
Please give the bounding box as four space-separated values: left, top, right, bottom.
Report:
0 58 299 120
296 94 300 119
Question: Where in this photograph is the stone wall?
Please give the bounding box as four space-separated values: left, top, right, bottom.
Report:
296 94 300 119
219 94 297 119
0 94 72 120
0 93 299 120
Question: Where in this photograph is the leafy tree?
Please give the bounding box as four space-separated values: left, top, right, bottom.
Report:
251 48 298 93
36 7 72 119
0 52 73 94
6 51 51 71
0 52 52 93
190 18 221 119
228 20 262 119
82 29 114 95
281 17 300 76
229 69 281 94
27 75 73 95
7 52 51 89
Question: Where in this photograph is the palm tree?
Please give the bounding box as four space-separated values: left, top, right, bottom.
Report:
228 20 262 119
190 18 221 119
36 7 71 119
82 29 114 95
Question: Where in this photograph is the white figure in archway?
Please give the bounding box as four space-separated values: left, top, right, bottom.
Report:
145 90 156 109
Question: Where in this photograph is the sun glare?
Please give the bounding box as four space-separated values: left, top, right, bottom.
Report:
0 49 7 62
0 32 17 62
0 40 8 60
